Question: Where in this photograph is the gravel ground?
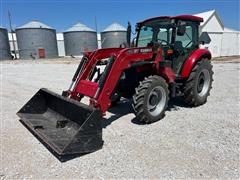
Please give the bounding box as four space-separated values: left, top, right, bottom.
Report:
1 58 239 179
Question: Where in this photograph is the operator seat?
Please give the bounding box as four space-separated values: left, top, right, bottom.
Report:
174 41 184 56
173 41 186 74
174 41 184 51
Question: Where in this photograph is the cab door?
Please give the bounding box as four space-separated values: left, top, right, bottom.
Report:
172 21 199 75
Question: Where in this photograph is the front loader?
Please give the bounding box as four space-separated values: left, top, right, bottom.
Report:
17 15 213 156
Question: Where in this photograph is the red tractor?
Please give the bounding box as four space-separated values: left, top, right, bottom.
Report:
17 15 213 156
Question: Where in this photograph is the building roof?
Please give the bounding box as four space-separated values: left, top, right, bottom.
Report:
16 20 54 29
65 22 95 32
194 10 224 29
102 23 126 32
224 27 240 33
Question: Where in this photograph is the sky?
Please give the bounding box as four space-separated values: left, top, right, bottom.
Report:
0 0 239 32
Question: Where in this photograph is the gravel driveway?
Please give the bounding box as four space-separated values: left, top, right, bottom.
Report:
1 58 239 179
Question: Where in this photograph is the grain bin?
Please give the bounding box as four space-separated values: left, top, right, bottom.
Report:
101 23 127 48
0 27 11 60
64 23 97 56
16 21 58 59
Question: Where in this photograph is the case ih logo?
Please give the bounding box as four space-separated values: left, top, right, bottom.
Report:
128 48 152 54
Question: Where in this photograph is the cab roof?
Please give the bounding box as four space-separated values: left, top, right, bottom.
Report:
139 15 203 24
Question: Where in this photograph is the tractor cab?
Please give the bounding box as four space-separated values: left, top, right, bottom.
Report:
135 15 203 74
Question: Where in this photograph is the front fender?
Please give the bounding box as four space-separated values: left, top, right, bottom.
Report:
181 49 211 78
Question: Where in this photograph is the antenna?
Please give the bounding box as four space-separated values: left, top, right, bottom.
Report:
8 10 17 59
94 16 98 32
95 16 100 49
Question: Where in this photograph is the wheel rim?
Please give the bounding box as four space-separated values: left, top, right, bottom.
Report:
147 86 166 117
197 69 210 97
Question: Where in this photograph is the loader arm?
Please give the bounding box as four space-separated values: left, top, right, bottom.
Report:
96 47 156 112
70 47 164 113
75 48 124 81
70 48 123 99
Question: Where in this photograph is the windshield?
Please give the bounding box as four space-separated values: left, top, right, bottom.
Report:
137 19 173 47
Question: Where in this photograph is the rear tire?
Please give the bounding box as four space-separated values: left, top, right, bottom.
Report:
132 75 169 123
183 59 213 106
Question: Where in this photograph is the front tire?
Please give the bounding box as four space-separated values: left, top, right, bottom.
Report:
132 75 169 123
183 59 213 106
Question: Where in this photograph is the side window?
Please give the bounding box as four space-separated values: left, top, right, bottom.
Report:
138 26 153 47
157 28 168 41
158 28 173 44
176 25 193 48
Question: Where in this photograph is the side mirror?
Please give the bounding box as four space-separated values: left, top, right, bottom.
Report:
177 25 186 36
199 32 211 45
127 21 131 47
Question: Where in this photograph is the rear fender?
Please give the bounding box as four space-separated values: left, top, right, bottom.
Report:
181 49 211 78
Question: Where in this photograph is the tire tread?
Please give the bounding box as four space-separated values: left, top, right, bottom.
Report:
132 75 169 123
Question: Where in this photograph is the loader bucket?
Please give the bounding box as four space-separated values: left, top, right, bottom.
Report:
17 88 103 156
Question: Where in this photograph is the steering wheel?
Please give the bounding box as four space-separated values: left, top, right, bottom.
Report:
156 39 170 46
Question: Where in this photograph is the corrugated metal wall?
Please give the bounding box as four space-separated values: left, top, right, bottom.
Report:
0 27 11 60
101 31 127 48
64 31 97 56
101 23 127 48
16 28 58 59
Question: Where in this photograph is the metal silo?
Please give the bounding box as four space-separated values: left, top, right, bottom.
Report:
64 23 97 56
16 21 58 59
101 23 127 48
0 27 11 60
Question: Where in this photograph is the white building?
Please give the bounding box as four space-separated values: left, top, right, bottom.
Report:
56 33 65 57
221 27 240 56
195 10 240 57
